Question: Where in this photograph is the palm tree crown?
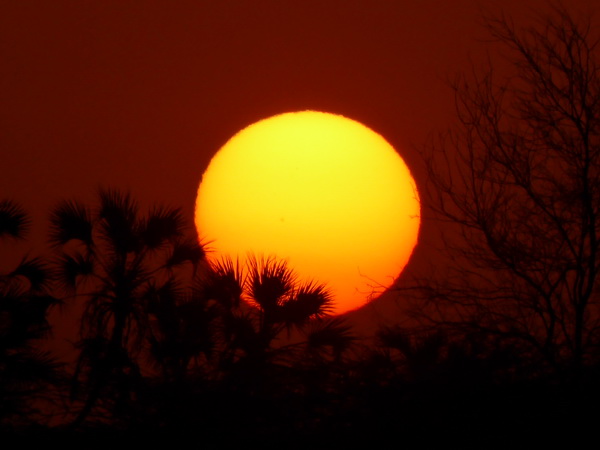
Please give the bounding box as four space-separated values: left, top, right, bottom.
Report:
49 188 203 426
198 255 335 373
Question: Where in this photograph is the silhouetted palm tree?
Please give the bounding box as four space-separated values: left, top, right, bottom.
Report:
198 255 335 374
172 255 356 437
49 189 203 427
0 200 60 427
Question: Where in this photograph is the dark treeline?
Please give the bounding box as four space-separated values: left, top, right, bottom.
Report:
1 189 600 446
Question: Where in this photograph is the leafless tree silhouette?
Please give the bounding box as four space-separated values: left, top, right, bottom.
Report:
415 5 600 381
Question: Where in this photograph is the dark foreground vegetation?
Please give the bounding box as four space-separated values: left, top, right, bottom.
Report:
3 5 600 446
2 189 599 446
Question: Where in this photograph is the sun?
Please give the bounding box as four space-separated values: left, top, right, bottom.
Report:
195 110 420 315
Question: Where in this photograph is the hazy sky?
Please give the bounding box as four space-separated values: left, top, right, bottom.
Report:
1 1 597 326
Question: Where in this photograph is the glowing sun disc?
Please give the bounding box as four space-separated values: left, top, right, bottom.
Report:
195 111 420 315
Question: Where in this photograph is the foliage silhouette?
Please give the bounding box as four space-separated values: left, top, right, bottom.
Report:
0 200 29 239
131 254 356 436
197 255 336 376
201 255 363 440
2 190 594 441
145 278 219 385
416 5 600 382
302 316 356 363
0 200 60 428
49 188 203 426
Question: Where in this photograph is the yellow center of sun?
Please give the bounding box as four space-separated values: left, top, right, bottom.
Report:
195 110 420 315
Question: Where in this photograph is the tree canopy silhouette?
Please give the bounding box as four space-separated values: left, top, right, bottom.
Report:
0 200 60 427
416 5 600 381
198 255 338 375
49 188 203 426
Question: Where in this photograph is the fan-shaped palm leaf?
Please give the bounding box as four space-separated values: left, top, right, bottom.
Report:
139 207 185 249
8 256 51 292
165 239 204 269
97 188 139 252
246 255 296 311
200 257 243 309
49 200 92 246
55 253 95 291
277 280 333 327
0 200 29 240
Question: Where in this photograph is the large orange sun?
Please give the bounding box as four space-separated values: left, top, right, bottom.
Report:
195 111 420 315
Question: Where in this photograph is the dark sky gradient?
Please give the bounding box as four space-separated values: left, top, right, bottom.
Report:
1 1 596 336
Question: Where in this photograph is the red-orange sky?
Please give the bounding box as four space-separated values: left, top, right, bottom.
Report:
1 1 597 334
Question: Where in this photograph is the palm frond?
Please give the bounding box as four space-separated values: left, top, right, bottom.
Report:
49 200 92 246
0 200 30 240
304 317 356 356
198 257 244 309
140 207 185 249
246 255 296 311
8 256 51 292
98 188 139 252
56 252 94 290
165 239 205 268
277 280 333 329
